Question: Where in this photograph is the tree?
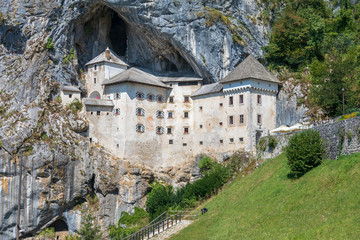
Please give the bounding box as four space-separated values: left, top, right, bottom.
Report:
76 213 103 240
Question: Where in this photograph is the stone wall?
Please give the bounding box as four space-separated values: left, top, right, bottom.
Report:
258 116 360 159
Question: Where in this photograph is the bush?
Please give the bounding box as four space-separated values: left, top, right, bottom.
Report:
198 156 215 173
76 213 103 240
227 151 253 174
46 38 54 50
68 98 82 114
286 130 325 178
268 136 278 150
35 227 56 240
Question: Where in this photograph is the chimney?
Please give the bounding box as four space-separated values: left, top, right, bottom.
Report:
105 47 111 60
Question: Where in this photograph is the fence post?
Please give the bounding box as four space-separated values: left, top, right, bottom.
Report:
153 225 155 236
179 212 182 222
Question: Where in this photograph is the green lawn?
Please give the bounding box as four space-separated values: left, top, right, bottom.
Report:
171 153 360 240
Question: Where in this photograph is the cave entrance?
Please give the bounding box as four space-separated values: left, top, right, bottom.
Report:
110 13 127 57
48 218 69 239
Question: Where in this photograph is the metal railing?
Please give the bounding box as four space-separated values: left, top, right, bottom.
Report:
121 210 199 240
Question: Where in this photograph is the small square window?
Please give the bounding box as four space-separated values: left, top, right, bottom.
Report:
169 140 173 144
167 127 172 134
69 94 72 98
219 122 223 126
183 143 187 146
169 96 174 103
199 106 203 110
200 141 203 145
184 112 189 118
168 112 173 119
91 112 93 115
97 111 100 116
257 114 262 124
107 112 109 115
116 144 119 148
239 137 244 142
184 127 189 134
89 138 92 142
220 140 223 144
229 96 233 105
200 125 203 128
230 138 234 143
220 103 223 107
184 96 190 103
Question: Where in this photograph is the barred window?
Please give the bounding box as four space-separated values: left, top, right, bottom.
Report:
156 110 165 119
156 127 164 135
157 95 164 103
136 124 145 133
136 108 145 116
147 94 154 102
136 92 145 100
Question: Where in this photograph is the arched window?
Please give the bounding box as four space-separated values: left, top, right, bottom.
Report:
136 124 145 133
156 127 164 135
156 110 165 119
136 108 145 116
89 91 101 99
147 93 154 102
136 92 144 100
157 95 164 103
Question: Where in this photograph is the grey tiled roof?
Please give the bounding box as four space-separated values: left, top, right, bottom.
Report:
62 86 81 92
191 82 223 97
83 98 114 107
221 55 280 84
85 47 129 67
102 68 171 89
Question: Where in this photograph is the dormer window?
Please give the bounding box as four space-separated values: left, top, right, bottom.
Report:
156 127 164 135
147 94 154 102
157 95 164 103
136 108 145 116
156 110 165 119
136 92 144 100
136 124 145 133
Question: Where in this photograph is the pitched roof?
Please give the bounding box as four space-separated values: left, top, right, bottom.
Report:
62 86 81 92
221 55 280 84
102 67 171 89
191 82 223 97
85 47 129 67
83 98 114 107
159 76 203 83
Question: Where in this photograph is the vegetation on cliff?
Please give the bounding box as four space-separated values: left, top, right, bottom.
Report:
264 0 360 117
170 153 360 239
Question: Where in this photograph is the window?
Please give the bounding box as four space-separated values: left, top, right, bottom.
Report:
229 96 233 105
116 144 119 148
257 114 262 124
97 111 100 116
94 65 97 71
94 78 96 84
240 94 244 104
156 127 164 135
169 96 174 103
199 106 203 110
69 94 72 98
184 112 189 118
220 140 223 144
169 140 173 144
239 137 244 142
167 127 172 134
184 96 190 103
136 92 145 100
157 95 164 103
229 116 234 125
115 108 120 115
168 111 173 119
184 127 189 134
200 125 203 128
115 93 120 99
89 138 92 143
230 138 234 143
220 103 223 107
183 143 187 146
156 110 165 118
136 108 145 116
147 94 154 102
219 122 223 126
240 114 244 124
107 112 109 115
91 112 93 115
200 141 203 145
257 95 262 104
136 124 145 133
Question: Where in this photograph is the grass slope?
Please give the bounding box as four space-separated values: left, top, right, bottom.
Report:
171 153 360 240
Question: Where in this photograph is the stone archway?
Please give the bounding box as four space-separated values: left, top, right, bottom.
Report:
89 91 100 99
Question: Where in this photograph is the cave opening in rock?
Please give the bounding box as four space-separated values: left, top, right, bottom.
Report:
109 12 127 57
48 218 68 232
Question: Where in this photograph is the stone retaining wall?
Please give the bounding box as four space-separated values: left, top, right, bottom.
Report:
258 116 360 159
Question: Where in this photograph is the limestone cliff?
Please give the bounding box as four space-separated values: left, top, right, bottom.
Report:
0 0 285 239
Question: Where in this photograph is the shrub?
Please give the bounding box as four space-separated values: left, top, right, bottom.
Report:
46 38 54 50
286 129 325 178
35 227 56 240
198 156 215 173
68 98 82 114
258 137 267 151
76 213 103 240
63 46 77 65
227 151 253 174
268 136 278 150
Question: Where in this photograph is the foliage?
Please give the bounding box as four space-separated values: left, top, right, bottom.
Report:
46 38 54 50
68 98 82 114
0 140 2 148
198 156 215 173
63 46 77 65
337 111 360 121
34 227 56 240
268 136 278 149
75 213 103 240
257 137 267 151
286 129 325 177
171 153 360 240
65 234 80 240
227 151 254 174
109 207 149 240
